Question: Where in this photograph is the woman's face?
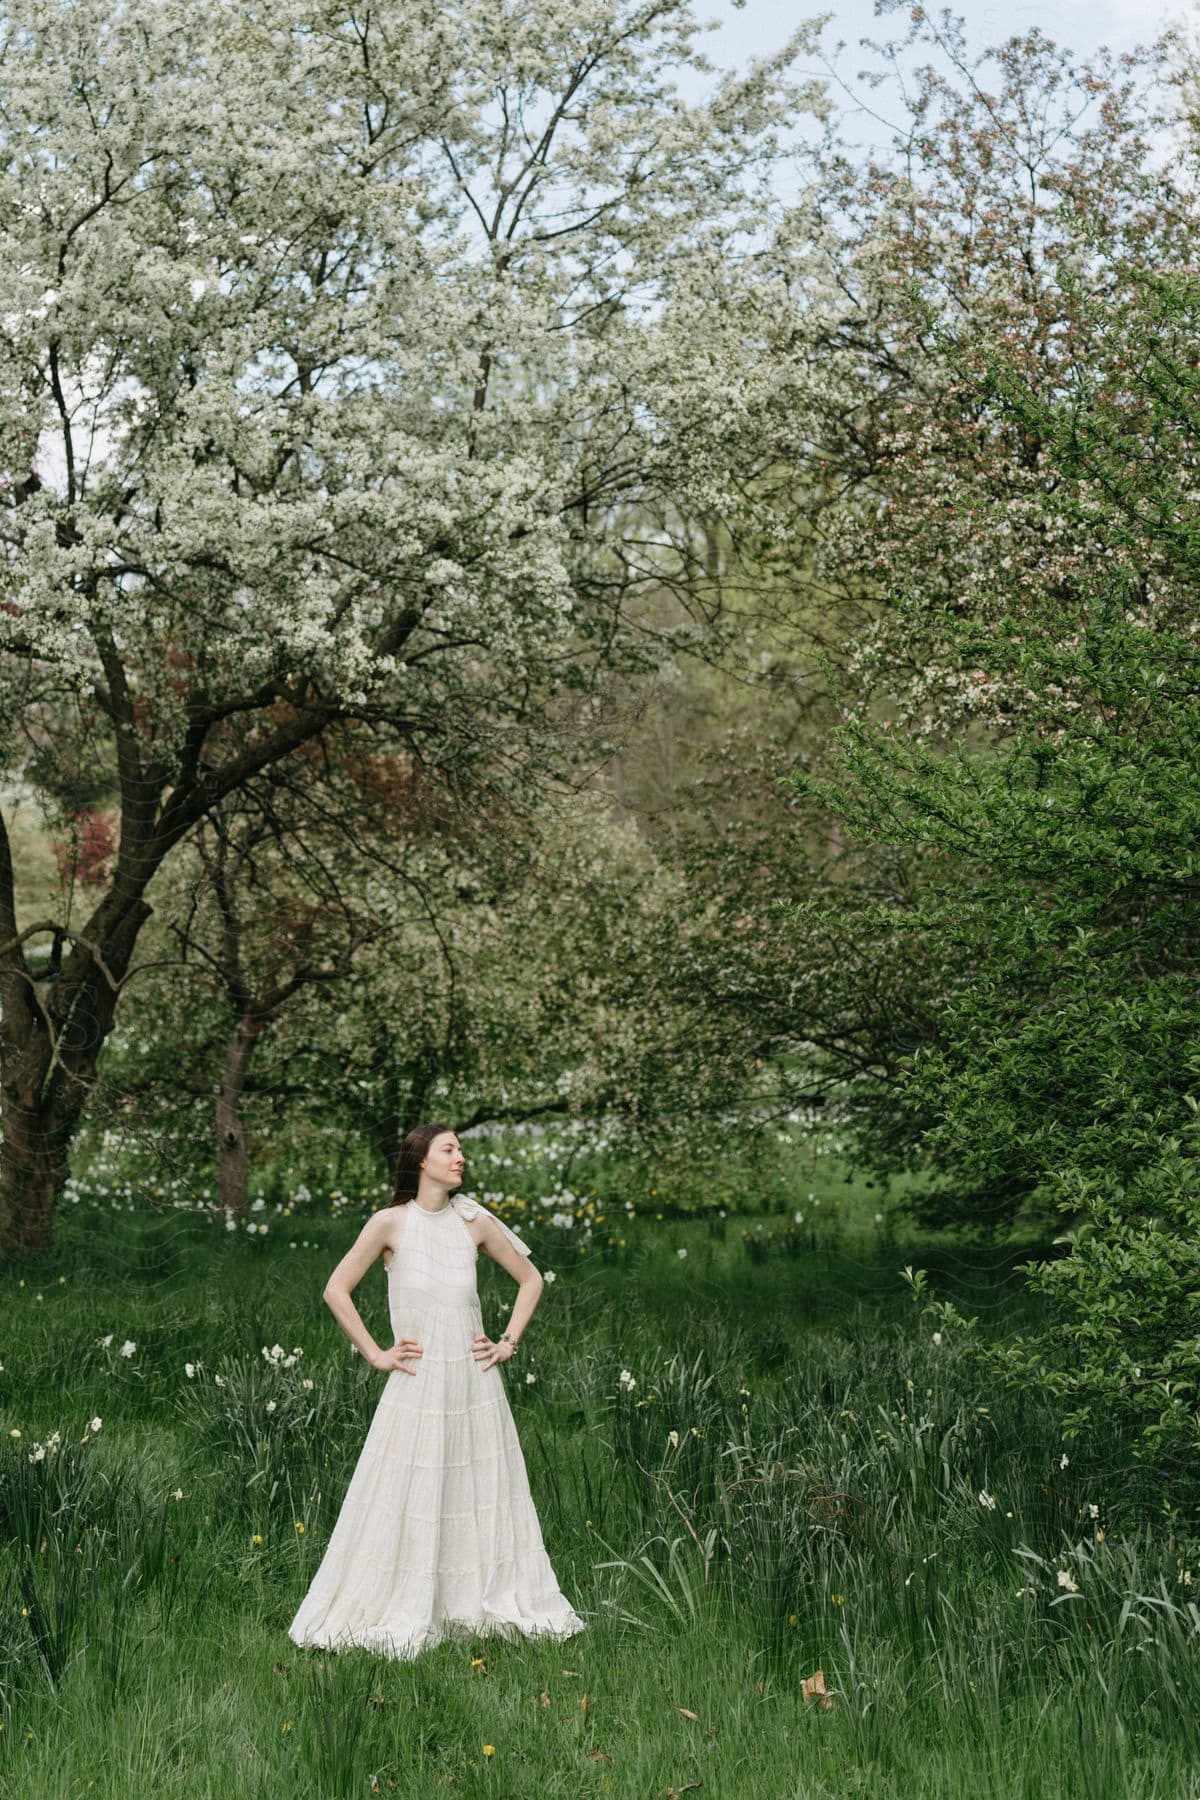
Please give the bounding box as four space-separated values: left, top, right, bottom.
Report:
422 1133 465 1189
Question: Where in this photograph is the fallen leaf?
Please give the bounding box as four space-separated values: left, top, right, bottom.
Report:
664 1785 702 1798
580 1691 592 1716
676 1707 700 1722
589 1750 613 1763
538 1691 551 1709
801 1667 837 1712
367 1692 388 1708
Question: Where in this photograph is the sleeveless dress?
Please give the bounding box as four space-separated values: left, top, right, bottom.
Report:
287 1195 587 1660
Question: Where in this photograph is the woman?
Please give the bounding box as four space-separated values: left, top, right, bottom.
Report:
288 1122 587 1659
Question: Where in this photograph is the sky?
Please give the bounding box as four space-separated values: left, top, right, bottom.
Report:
677 0 1191 184
699 0 1187 71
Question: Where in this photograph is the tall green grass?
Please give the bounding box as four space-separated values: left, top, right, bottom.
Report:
1 1166 1197 1797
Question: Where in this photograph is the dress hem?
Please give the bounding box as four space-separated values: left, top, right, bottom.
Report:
287 1609 588 1662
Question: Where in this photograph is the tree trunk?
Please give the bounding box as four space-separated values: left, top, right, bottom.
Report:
215 1016 260 1214
0 1092 75 1257
0 888 152 1256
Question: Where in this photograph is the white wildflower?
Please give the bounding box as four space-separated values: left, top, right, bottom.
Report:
120 1340 136 1358
931 1332 943 1347
1056 1569 1079 1594
676 1247 687 1259
618 1368 636 1393
978 1490 996 1511
89 1417 102 1433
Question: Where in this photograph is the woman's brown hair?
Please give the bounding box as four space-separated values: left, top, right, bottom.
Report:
392 1121 456 1205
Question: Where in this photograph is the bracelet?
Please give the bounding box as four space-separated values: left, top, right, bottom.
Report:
499 1332 520 1353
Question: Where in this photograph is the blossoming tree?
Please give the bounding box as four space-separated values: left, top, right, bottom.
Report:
0 0 826 1251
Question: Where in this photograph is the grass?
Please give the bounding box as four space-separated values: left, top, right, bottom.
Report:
1 1152 1199 1798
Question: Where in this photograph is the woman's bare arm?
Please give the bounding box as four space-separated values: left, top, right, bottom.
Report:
472 1214 544 1369
322 1210 423 1374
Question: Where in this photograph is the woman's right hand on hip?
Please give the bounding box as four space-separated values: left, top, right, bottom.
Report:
370 1337 423 1374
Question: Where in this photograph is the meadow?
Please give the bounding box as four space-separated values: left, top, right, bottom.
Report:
2 1127 1198 1800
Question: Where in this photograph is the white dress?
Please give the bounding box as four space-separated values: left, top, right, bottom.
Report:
287 1195 587 1660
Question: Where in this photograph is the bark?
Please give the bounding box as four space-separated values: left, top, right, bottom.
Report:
0 1089 76 1256
0 826 151 1256
214 1014 261 1214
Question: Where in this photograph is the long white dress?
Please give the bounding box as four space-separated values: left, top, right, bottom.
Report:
287 1195 587 1660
